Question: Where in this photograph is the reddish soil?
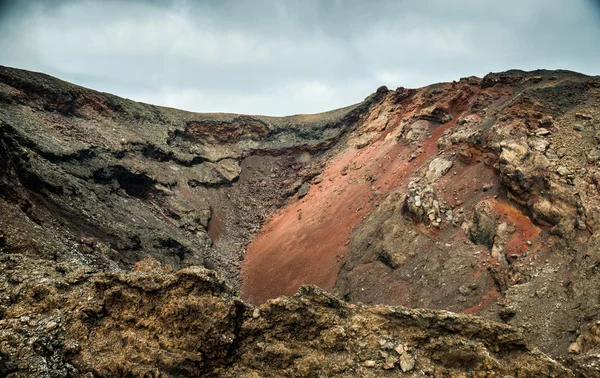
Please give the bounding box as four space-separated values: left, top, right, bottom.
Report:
240 85 535 308
463 280 502 315
491 199 541 257
241 117 455 304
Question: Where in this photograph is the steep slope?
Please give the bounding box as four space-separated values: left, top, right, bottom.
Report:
0 65 381 289
241 70 600 374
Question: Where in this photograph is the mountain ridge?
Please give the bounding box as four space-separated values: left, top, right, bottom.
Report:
1 65 600 376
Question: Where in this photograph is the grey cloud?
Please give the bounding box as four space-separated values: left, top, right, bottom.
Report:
0 0 599 115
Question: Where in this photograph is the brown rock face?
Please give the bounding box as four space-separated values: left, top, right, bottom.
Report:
0 255 571 377
2 66 600 376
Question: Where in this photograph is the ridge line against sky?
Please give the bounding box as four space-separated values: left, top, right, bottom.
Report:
1 0 600 116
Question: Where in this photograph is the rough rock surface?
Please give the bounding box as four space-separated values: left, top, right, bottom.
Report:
0 65 379 289
2 66 600 376
241 69 600 376
0 255 571 377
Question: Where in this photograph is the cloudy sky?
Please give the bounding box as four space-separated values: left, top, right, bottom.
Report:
1 0 599 116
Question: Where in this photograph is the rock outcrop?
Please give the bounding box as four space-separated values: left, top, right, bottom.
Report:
2 66 600 376
241 69 600 376
0 65 383 289
0 254 571 377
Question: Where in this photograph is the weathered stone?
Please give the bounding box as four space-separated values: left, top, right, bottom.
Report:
399 353 416 372
425 157 454 183
405 120 431 143
418 105 453 124
469 200 498 248
297 183 311 198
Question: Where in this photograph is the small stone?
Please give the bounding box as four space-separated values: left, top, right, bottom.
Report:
297 183 311 198
536 128 551 136
568 342 581 354
587 149 600 163
383 356 398 370
557 166 570 176
364 360 376 367
252 309 260 319
576 112 592 120
394 343 406 355
414 195 422 207
425 157 453 183
459 285 472 296
538 116 553 126
499 307 517 321
530 75 543 83
529 138 549 152
400 353 415 372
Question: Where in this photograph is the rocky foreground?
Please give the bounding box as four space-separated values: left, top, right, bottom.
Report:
0 255 570 377
1 65 600 376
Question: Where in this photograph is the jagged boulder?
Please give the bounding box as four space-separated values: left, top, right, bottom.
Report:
417 105 453 124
